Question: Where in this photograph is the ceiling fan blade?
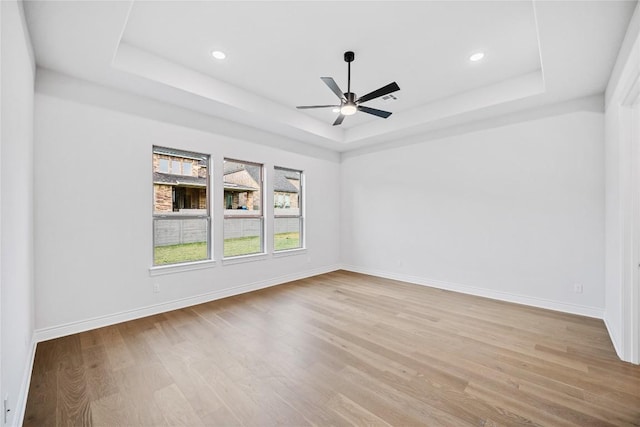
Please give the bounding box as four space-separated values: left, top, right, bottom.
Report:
358 105 392 119
356 82 400 104
321 77 346 100
296 105 340 109
333 114 345 126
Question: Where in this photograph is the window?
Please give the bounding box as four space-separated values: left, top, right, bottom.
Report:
153 147 210 265
158 158 169 173
171 160 181 175
274 167 303 251
183 162 192 176
223 159 263 257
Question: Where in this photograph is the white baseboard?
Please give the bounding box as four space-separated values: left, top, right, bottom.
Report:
603 315 624 360
341 265 605 319
34 264 341 343
14 336 37 427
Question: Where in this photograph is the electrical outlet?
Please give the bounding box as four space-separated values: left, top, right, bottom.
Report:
573 283 583 294
153 283 160 293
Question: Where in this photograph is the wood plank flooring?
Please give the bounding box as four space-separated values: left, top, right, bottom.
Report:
24 270 640 426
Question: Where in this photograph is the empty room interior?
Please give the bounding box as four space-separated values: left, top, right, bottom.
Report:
3 0 640 425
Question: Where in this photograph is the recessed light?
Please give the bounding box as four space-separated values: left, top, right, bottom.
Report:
469 52 485 62
211 50 226 60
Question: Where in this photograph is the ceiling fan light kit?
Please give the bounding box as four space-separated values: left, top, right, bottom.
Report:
296 51 400 126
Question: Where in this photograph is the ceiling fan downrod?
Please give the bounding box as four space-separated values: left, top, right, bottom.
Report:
345 50 354 96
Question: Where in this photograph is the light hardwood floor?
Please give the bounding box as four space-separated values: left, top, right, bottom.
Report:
24 270 640 426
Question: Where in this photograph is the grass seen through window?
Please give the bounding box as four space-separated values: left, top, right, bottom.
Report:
272 232 301 252
154 242 208 265
154 232 301 264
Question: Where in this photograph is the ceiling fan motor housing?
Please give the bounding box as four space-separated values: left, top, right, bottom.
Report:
344 92 357 103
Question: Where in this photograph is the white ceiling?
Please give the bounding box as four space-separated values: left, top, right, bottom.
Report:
23 1 637 152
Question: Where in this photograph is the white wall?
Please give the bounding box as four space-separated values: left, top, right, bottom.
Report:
604 100 624 352
341 109 605 317
33 73 341 336
604 2 640 362
1 0 36 425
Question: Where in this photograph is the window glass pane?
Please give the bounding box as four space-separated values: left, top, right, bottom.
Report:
153 146 210 265
158 158 169 173
183 162 192 176
274 217 301 250
154 218 209 265
223 218 263 257
273 168 301 216
274 167 302 251
223 159 264 257
171 160 181 175
223 159 262 215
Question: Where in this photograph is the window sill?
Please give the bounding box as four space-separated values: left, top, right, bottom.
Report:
149 259 216 276
222 252 269 266
273 248 307 258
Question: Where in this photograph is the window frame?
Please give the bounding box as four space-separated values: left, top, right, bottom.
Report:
151 146 212 268
273 166 304 252
223 158 265 259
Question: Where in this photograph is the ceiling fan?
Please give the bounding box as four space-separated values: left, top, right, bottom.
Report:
296 51 400 126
